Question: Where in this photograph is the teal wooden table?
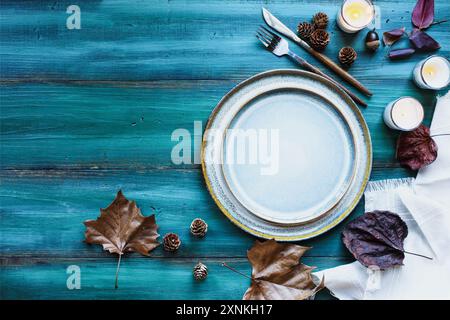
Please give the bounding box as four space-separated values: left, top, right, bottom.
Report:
1 0 449 300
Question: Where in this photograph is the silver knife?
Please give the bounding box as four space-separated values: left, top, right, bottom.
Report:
262 7 372 96
262 7 307 46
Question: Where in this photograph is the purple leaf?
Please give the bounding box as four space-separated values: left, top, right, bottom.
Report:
409 29 440 51
388 48 416 60
383 27 406 46
412 0 435 29
396 124 438 170
342 211 408 269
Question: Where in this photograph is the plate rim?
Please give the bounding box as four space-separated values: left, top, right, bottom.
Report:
219 86 358 225
201 69 372 241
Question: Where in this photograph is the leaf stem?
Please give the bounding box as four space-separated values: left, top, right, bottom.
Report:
378 234 433 261
430 134 450 138
115 253 122 289
430 19 448 27
222 262 253 280
403 250 433 260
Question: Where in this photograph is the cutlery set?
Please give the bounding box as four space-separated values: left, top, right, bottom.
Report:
259 8 371 107
201 8 374 241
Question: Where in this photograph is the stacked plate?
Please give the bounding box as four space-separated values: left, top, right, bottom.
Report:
202 70 372 241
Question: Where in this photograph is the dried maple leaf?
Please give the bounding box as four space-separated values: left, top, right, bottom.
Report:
84 190 160 288
240 239 324 300
342 211 432 269
396 124 438 170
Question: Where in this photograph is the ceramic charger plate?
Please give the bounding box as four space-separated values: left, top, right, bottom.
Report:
202 70 372 240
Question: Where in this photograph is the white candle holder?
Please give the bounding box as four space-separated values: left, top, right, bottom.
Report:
337 0 375 33
383 97 424 131
413 55 450 90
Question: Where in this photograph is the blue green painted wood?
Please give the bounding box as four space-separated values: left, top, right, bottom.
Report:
0 0 449 300
0 257 350 300
0 0 449 81
0 167 411 258
0 81 438 169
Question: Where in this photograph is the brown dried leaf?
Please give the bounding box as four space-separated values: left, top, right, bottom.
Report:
396 124 438 170
243 239 324 300
84 190 160 287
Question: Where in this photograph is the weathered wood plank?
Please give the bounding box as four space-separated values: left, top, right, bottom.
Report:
0 81 437 169
0 257 347 299
1 0 449 81
1 0 448 301
0 167 414 258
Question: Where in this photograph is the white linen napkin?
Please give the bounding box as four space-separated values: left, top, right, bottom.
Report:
314 90 450 300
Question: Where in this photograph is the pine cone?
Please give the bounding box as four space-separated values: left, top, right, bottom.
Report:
313 12 329 29
193 262 208 281
163 233 181 252
190 218 208 238
310 29 330 51
297 22 315 41
338 47 357 67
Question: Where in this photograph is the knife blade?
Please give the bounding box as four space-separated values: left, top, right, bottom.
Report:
262 7 307 46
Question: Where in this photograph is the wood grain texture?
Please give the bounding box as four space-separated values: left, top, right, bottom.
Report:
1 0 449 300
1 0 449 81
0 257 350 300
0 167 412 259
0 81 437 169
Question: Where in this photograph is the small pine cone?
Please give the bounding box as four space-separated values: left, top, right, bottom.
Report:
338 47 357 67
297 22 315 41
163 233 181 252
310 29 330 51
190 218 208 238
193 262 208 281
312 12 329 29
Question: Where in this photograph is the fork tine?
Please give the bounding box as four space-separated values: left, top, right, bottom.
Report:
258 28 279 51
258 27 279 46
256 35 268 47
257 27 273 40
255 34 269 47
257 29 277 48
256 30 272 45
260 26 281 41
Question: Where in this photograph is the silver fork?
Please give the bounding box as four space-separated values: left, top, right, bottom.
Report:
256 26 367 107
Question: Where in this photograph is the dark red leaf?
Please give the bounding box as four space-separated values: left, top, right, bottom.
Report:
396 124 438 170
342 211 408 269
382 27 406 46
412 0 435 29
388 48 416 60
409 29 440 51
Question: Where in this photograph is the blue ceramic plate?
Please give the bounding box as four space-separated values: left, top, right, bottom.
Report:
222 88 356 225
202 70 372 240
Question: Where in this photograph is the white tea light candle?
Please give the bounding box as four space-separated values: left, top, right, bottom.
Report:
337 0 375 33
383 97 424 131
413 55 450 90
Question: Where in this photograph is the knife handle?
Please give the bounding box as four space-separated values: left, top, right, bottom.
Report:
297 39 372 97
288 51 367 107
